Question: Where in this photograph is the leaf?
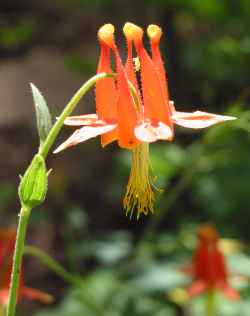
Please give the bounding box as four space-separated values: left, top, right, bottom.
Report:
30 83 52 145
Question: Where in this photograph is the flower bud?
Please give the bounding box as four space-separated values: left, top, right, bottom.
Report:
19 154 48 208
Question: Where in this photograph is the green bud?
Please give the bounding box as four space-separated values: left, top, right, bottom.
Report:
19 154 48 208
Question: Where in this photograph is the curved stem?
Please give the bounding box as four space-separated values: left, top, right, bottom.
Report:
39 72 113 158
24 246 82 287
24 247 105 316
7 72 114 316
6 206 31 316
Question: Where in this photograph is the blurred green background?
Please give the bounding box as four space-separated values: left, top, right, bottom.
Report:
1 0 250 315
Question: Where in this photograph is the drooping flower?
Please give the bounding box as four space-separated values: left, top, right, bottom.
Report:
54 23 236 219
0 228 52 306
185 224 240 300
54 24 154 219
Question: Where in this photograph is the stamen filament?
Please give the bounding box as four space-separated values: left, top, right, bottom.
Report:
123 143 155 219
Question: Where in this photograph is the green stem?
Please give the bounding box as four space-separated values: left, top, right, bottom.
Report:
205 290 216 316
6 206 31 316
25 247 105 316
24 246 104 316
39 72 113 158
7 72 113 316
24 246 82 287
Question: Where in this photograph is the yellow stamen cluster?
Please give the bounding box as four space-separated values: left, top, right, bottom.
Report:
133 57 140 72
97 22 164 219
123 143 155 219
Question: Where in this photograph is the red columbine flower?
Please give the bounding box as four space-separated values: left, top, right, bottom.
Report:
185 224 240 300
0 229 52 306
54 24 153 219
54 23 236 219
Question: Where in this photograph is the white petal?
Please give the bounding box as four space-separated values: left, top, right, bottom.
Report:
134 121 173 142
172 111 236 129
54 124 117 153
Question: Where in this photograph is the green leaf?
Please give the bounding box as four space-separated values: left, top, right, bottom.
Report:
30 83 52 145
18 154 48 208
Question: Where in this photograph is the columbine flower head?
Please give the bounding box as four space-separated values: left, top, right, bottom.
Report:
54 23 236 219
185 224 240 300
0 228 52 306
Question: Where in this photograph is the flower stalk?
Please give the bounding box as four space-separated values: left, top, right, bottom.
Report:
23 246 103 316
205 290 216 316
24 246 82 287
6 72 113 316
6 206 31 316
39 72 114 159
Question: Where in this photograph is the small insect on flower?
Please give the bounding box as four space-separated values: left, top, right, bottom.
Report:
184 224 240 300
0 229 52 306
54 23 236 219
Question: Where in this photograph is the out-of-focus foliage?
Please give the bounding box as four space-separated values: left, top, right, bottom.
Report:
192 106 250 236
0 183 16 209
0 19 35 49
34 225 250 316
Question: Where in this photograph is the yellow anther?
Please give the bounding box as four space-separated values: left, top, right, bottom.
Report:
133 57 140 72
98 24 115 46
147 24 162 43
123 22 143 43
